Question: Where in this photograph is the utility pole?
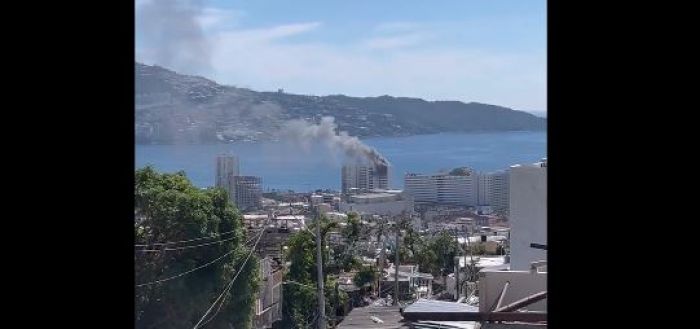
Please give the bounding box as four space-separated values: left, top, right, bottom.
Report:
394 222 400 305
377 232 384 298
377 217 386 298
463 229 476 298
454 231 460 300
315 207 326 329
333 280 340 328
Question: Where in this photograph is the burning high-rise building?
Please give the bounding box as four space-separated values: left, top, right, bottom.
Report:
341 161 389 194
280 116 390 194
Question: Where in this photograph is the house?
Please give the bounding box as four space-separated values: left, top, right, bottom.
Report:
381 264 434 300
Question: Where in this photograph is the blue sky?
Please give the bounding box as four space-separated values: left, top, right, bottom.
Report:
136 0 546 114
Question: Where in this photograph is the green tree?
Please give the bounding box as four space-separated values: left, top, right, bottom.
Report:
400 226 423 263
415 247 439 276
343 212 361 246
468 242 486 255
430 230 459 277
353 266 377 288
282 215 347 329
386 244 411 267
329 212 362 273
407 230 459 280
282 230 318 328
135 166 259 329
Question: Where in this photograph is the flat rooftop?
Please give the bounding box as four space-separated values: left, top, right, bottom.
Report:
459 256 508 268
243 214 268 220
337 305 409 329
275 215 305 220
403 300 478 329
351 193 398 199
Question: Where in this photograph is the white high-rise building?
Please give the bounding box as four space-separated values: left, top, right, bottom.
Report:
489 170 510 215
216 154 239 204
509 158 547 271
404 168 477 206
477 173 493 206
341 163 389 194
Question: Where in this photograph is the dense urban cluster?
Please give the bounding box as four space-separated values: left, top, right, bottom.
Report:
135 153 546 329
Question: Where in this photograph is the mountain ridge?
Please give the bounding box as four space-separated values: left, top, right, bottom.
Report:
135 62 546 144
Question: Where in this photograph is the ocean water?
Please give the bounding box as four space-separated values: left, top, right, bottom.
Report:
135 131 546 192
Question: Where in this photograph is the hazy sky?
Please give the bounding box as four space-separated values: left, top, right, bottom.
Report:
136 0 546 114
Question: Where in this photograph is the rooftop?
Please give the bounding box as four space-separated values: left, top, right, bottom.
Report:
275 215 306 220
243 214 268 220
326 212 348 217
371 189 403 194
456 236 507 244
337 305 408 329
351 193 398 199
404 299 478 314
459 256 508 269
403 300 478 329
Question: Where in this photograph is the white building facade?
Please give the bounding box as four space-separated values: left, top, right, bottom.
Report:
341 163 389 194
338 192 413 216
477 173 493 206
216 154 239 204
508 159 547 271
404 170 477 206
234 176 262 211
489 170 510 215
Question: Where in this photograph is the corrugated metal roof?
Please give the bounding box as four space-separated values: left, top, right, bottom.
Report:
403 299 479 314
413 321 477 329
402 300 480 329
337 305 410 329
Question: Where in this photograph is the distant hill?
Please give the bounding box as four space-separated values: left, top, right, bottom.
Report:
135 62 546 144
529 111 547 118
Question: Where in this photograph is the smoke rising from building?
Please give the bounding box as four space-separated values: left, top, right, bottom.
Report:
136 0 211 75
281 116 388 166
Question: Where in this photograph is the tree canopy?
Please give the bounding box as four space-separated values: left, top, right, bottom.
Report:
282 215 348 329
353 266 377 288
135 166 259 329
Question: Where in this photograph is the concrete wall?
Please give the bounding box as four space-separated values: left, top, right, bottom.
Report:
255 258 283 328
478 270 547 312
509 163 546 270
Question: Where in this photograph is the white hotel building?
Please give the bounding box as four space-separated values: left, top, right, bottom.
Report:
404 167 511 215
404 169 478 206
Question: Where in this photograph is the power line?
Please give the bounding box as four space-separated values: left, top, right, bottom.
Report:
136 225 265 248
197 230 265 328
195 229 263 328
197 290 228 328
135 229 237 247
136 249 237 287
245 233 259 245
136 230 263 287
136 235 239 252
192 228 265 329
